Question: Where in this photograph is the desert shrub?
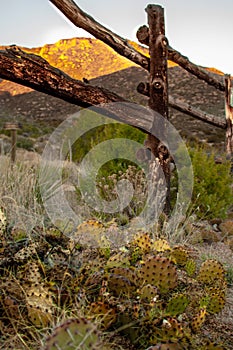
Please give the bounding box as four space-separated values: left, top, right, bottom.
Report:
71 122 145 165
96 165 147 221
188 145 232 219
16 136 34 150
93 143 232 222
76 136 232 222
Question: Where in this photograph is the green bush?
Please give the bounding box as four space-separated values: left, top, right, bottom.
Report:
71 122 145 168
188 145 233 219
71 120 232 221
16 137 34 151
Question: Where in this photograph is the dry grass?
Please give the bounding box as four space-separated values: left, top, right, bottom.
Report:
0 155 45 234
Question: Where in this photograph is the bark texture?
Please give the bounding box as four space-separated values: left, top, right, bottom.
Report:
0 46 153 132
50 0 225 91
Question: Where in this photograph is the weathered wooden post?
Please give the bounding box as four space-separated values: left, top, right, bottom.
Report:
225 74 233 156
137 5 171 213
3 122 19 163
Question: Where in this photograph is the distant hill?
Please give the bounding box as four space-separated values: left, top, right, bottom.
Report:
0 37 226 150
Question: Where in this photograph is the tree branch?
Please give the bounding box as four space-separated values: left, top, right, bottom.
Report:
136 25 225 92
137 82 226 129
49 0 150 70
168 47 225 92
50 0 225 92
0 46 153 132
0 46 124 106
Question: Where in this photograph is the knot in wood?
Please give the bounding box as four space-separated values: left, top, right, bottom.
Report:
137 82 149 96
157 142 169 160
156 34 168 49
152 78 164 91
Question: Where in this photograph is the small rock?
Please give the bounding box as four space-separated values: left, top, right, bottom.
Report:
200 228 221 243
209 218 222 226
219 220 233 237
225 236 233 251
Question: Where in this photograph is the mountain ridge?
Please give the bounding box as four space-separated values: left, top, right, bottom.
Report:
0 37 226 151
0 37 224 96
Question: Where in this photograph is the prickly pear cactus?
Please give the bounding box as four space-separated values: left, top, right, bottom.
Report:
43 318 102 350
191 308 207 332
201 340 226 349
25 282 54 327
151 317 187 345
165 293 189 316
170 246 189 266
106 251 130 269
152 239 171 252
88 301 116 329
140 255 178 294
0 208 229 350
147 344 184 350
107 273 135 296
197 259 225 285
185 259 196 277
139 284 159 302
205 287 226 314
110 267 136 284
132 232 152 253
74 219 106 247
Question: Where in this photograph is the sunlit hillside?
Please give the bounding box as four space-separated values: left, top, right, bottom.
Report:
0 37 225 96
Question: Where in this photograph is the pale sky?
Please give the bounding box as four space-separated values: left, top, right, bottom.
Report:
0 0 232 74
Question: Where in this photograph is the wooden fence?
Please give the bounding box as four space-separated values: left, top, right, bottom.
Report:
0 0 232 211
47 0 233 160
49 0 233 212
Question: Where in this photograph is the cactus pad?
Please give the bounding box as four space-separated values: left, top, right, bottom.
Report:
106 252 130 269
74 220 106 247
132 232 152 253
139 284 159 302
152 317 185 343
152 239 171 252
43 318 101 350
140 255 178 294
170 246 189 266
165 293 189 316
107 273 135 296
110 267 136 285
197 260 225 285
25 283 54 327
191 308 206 332
185 259 196 277
148 344 184 350
88 301 116 329
205 288 226 314
201 340 226 349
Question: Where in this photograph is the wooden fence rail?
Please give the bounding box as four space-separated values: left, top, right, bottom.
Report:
225 75 233 155
137 82 226 129
50 0 225 92
50 0 232 155
0 1 232 213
